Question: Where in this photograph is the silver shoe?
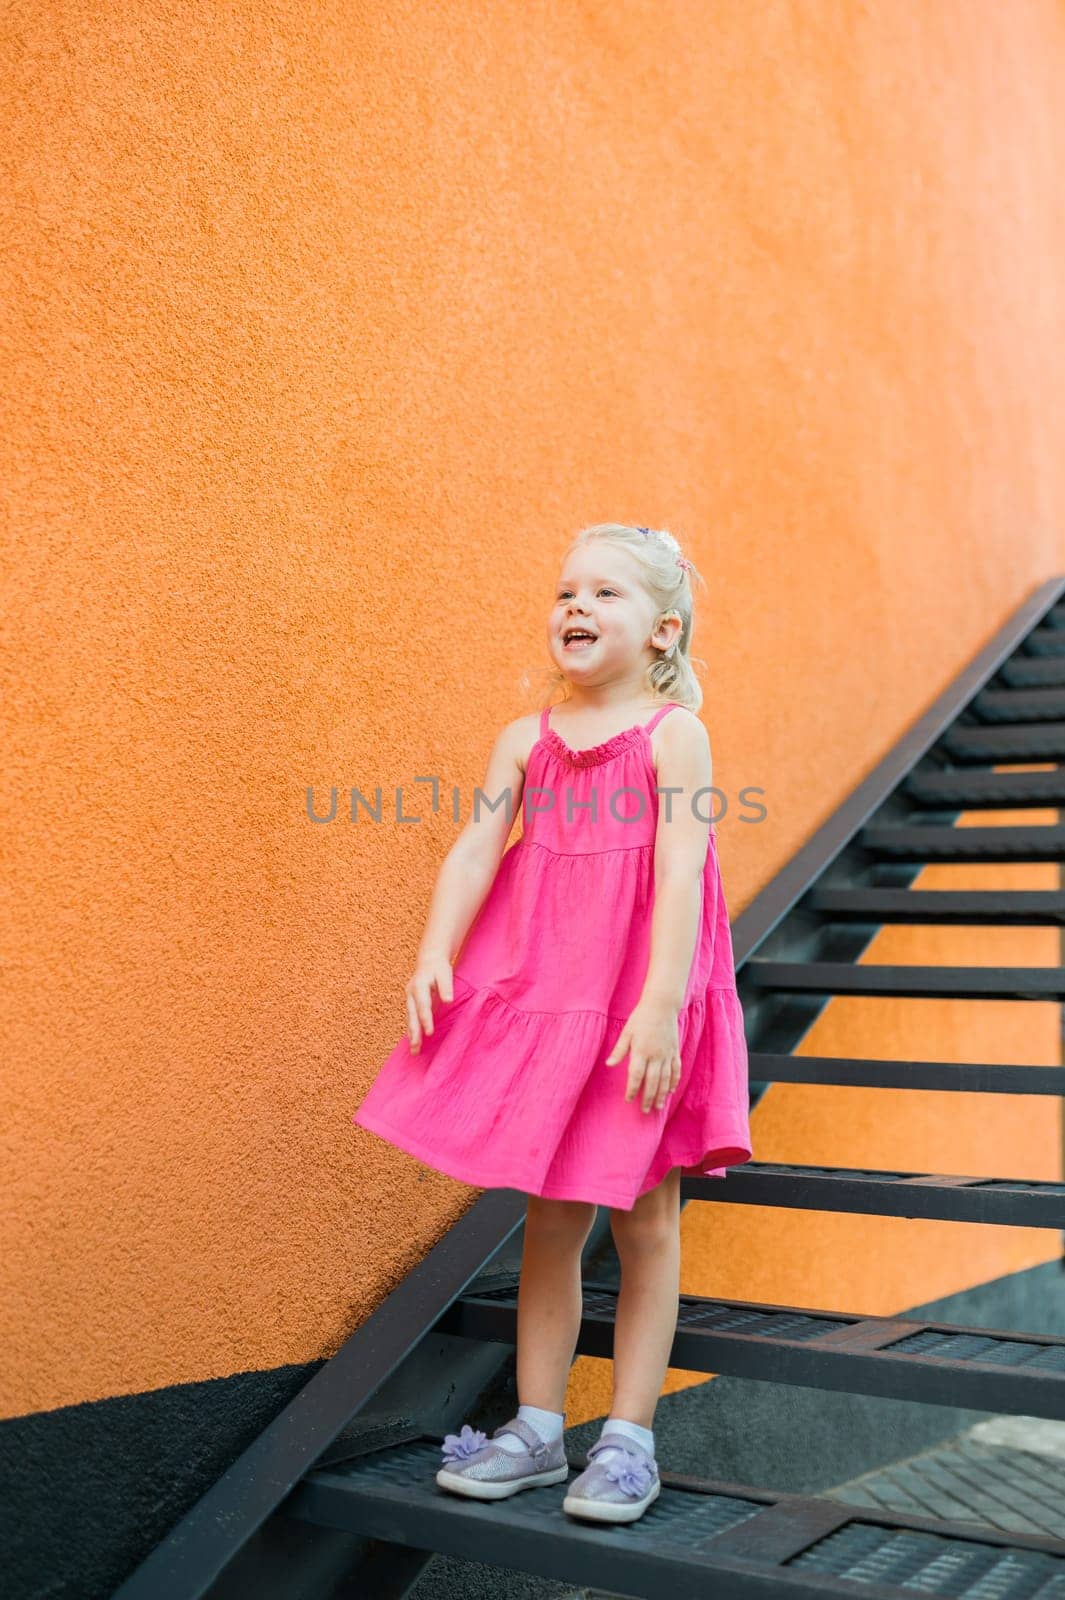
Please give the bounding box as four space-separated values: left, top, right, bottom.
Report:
562 1431 661 1523
436 1415 570 1501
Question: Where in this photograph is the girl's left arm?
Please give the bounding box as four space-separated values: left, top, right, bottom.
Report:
641 711 713 1008
604 711 713 1112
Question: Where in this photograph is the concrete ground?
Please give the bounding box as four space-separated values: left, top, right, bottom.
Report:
821 1414 1065 1542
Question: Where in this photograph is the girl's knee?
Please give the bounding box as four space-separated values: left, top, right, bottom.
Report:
609 1172 681 1251
525 1194 597 1244
610 1210 677 1255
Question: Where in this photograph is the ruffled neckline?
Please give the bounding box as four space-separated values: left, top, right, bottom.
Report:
537 723 650 768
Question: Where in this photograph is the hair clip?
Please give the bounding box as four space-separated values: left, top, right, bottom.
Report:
636 525 688 560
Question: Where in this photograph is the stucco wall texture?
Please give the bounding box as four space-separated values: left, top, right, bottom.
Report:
2 2 1064 1426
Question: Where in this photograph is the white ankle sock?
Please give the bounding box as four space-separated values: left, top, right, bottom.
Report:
496 1402 566 1454
594 1415 655 1463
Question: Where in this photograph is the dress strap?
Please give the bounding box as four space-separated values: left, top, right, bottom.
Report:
644 701 682 734
539 704 552 739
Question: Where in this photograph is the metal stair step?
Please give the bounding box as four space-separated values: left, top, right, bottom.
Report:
681 1164 1065 1226
805 887 1065 924
1025 628 1065 656
902 766 1065 808
973 686 1065 722
434 1280 1065 1420
972 686 1065 722
858 822 1065 861
285 1433 1065 1600
940 722 1065 760
999 655 1065 686
744 960 1065 1001
747 1051 1065 1093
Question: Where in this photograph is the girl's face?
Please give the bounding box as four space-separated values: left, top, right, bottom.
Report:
548 542 667 687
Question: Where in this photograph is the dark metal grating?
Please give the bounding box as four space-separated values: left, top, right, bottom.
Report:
300 1436 767 1552
980 1180 1065 1193
290 1442 1065 1600
787 1521 1065 1595
804 887 1065 925
440 1278 1065 1419
904 767 1065 805
745 962 1065 1000
747 1050 1065 1093
1001 655 1065 685
733 1163 914 1181
1026 629 1065 656
683 1165 1065 1228
858 824 1065 863
882 1330 1065 1373
583 1286 849 1341
709 1163 1065 1192
973 687 1065 723
657 1293 850 1344
461 1276 856 1342
942 722 1065 760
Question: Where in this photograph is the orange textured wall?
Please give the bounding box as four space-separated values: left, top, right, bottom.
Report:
2 2 1064 1423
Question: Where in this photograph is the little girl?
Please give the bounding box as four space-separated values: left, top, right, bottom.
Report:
353 521 752 1525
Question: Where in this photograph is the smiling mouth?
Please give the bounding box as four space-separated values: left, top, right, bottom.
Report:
562 630 598 651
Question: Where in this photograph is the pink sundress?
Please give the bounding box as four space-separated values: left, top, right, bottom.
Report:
352 700 753 1210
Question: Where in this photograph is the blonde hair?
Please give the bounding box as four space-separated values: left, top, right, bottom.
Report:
522 521 707 713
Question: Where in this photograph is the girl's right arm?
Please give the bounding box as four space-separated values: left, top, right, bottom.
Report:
405 715 531 1053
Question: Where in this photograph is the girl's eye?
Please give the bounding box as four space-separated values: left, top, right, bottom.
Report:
557 589 617 599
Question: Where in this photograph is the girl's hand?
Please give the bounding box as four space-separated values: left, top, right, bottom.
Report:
405 953 454 1054
604 999 682 1113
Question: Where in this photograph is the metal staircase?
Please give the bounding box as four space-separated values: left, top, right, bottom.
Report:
115 577 1065 1600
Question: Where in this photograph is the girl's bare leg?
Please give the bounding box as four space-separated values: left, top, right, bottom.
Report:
606 1166 682 1428
516 1196 598 1411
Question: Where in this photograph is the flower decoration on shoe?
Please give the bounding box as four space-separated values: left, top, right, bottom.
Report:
603 1448 655 1497
440 1423 488 1465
